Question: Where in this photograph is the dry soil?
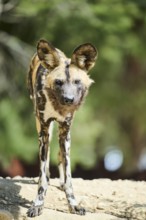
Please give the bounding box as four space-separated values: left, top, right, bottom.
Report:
0 177 146 220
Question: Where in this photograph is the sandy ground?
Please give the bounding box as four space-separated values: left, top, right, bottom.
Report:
0 177 146 220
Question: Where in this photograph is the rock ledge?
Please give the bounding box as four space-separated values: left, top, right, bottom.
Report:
0 177 146 220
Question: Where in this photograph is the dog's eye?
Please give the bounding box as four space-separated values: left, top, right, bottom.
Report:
74 79 81 85
55 79 63 86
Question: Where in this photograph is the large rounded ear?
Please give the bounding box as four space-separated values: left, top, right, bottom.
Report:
71 43 98 71
37 39 60 69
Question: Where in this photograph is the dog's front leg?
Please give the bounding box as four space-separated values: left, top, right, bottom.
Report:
27 123 50 217
59 121 86 215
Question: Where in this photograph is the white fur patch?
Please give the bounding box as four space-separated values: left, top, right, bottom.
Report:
78 55 86 67
65 139 70 151
48 121 54 142
58 163 65 186
69 198 77 206
34 197 44 206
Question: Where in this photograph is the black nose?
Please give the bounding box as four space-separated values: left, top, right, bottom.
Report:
64 97 74 104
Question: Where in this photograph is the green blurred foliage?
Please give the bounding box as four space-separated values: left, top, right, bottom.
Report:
0 0 146 172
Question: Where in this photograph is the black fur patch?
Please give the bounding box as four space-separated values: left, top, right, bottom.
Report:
46 117 56 126
39 170 42 177
65 61 70 81
46 176 49 182
38 186 44 195
37 91 46 111
41 144 47 161
27 67 33 97
36 65 45 91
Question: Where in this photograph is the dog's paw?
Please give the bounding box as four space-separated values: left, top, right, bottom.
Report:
27 203 44 217
70 205 86 215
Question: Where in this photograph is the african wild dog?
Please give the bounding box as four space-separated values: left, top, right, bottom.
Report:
27 39 97 217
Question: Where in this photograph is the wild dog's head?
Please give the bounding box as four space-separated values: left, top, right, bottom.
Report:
37 39 97 107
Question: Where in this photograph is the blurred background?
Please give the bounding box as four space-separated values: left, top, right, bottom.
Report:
0 0 146 180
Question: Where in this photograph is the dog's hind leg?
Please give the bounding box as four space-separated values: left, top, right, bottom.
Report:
58 120 86 215
58 149 65 189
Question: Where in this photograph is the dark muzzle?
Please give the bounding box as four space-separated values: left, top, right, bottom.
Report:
63 97 74 105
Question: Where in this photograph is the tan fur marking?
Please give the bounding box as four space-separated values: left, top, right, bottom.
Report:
35 115 41 133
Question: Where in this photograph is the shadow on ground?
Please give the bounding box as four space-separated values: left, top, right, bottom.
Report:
0 178 32 220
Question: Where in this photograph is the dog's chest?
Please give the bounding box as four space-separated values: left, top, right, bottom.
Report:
44 90 66 122
36 89 66 123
